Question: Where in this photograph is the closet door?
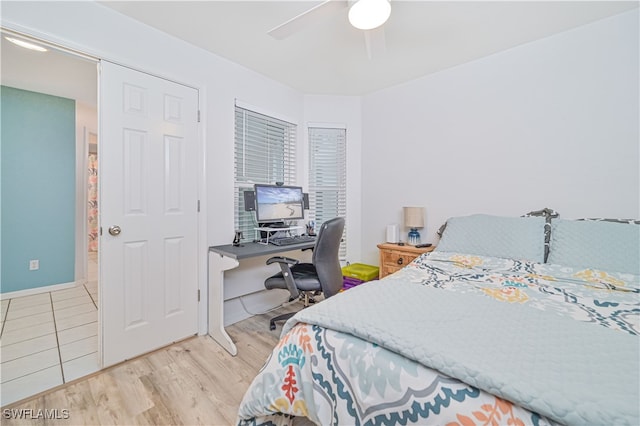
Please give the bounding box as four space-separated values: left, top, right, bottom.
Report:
100 61 199 367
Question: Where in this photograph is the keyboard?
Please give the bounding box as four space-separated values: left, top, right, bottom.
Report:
269 235 316 246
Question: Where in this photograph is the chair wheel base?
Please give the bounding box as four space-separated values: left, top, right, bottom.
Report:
269 312 296 331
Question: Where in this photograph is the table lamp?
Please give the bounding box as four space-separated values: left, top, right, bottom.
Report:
403 206 424 245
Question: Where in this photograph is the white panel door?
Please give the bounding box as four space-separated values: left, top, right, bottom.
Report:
100 61 199 367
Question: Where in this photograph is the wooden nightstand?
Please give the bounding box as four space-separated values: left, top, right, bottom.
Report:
377 243 435 278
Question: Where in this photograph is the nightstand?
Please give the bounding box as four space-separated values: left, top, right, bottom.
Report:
377 243 435 278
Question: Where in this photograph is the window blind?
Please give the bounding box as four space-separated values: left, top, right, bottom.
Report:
308 127 347 259
234 106 297 241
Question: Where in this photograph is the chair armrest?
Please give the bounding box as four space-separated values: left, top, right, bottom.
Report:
266 256 300 299
266 256 299 266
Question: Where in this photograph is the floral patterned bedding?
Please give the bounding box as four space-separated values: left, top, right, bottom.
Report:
237 252 639 425
408 252 639 336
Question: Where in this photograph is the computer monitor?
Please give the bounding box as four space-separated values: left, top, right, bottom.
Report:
254 184 305 224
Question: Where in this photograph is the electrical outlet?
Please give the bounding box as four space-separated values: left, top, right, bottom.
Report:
29 259 39 270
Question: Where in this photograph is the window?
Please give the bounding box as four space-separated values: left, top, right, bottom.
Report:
234 105 297 242
308 127 347 259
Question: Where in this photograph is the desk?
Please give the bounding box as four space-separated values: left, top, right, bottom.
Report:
208 240 315 355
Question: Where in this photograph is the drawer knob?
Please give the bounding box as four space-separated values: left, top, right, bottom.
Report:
397 258 404 265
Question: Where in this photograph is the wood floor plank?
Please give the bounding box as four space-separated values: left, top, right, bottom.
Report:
50 380 100 425
134 374 183 426
109 363 155 417
88 370 133 425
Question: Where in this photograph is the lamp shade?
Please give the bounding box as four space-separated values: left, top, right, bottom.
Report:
348 0 391 30
403 207 424 228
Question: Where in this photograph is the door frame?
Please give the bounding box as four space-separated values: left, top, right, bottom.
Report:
75 125 98 287
1 26 209 367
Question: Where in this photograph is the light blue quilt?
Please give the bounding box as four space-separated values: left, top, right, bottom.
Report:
281 252 640 425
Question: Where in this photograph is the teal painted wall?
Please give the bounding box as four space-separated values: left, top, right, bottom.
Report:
1 86 76 293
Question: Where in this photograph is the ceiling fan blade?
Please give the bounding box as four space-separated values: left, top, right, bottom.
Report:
364 25 386 60
268 0 348 40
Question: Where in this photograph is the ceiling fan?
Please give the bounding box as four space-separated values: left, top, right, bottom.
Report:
267 0 392 59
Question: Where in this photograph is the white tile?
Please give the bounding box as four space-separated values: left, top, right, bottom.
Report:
62 352 99 382
57 322 98 346
2 311 54 333
55 310 98 331
52 294 93 310
51 287 89 302
0 333 58 362
5 302 52 321
60 335 98 363
54 302 97 320
0 347 60 383
0 365 63 406
1 321 56 346
9 293 51 309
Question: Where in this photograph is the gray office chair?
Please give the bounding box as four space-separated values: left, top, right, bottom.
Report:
264 217 345 330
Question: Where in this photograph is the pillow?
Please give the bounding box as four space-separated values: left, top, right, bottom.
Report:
434 214 546 262
547 219 640 274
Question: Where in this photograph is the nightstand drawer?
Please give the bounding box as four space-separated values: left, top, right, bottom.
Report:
377 243 435 279
381 250 418 268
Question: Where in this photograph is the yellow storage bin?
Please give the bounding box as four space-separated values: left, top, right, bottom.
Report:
342 263 379 282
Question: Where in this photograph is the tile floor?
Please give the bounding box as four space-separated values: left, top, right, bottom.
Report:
0 252 100 406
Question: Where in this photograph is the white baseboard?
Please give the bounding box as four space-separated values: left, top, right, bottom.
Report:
0 281 80 300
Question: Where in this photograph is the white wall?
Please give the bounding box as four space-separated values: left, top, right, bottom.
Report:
360 9 639 264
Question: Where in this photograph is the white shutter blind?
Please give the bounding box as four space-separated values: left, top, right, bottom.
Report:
234 106 297 241
308 127 347 259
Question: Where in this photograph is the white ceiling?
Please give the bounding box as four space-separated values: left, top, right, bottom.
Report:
2 1 637 104
100 0 638 95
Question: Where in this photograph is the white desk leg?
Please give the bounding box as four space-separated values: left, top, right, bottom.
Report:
208 252 240 356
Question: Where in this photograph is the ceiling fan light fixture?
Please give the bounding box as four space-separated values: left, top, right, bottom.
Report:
5 36 48 52
348 0 391 30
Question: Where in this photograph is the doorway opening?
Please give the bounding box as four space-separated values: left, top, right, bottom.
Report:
0 29 99 406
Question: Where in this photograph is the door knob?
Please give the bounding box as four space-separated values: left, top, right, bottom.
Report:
108 225 122 236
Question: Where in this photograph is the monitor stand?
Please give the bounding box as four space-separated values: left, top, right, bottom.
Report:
264 222 288 228
257 222 286 240
255 223 304 243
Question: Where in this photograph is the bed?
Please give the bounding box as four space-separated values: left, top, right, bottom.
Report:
237 214 640 425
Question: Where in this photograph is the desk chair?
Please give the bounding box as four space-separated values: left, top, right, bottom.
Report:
264 217 345 330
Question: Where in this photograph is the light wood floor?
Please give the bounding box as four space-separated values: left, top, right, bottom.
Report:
1 304 300 425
